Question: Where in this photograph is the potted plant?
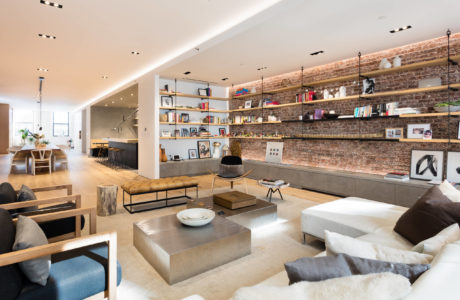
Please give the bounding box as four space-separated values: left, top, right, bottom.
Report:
19 129 29 145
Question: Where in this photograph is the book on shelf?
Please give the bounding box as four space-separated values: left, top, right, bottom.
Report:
384 172 409 181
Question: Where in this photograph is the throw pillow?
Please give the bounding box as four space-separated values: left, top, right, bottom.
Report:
412 223 460 256
13 215 51 286
285 253 429 284
0 208 23 300
17 185 38 213
232 272 411 300
439 180 460 202
394 186 460 244
0 182 18 214
325 230 432 264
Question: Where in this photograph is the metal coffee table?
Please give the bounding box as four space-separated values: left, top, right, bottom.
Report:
133 214 251 284
187 197 277 229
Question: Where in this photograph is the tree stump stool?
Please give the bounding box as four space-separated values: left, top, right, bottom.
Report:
97 184 118 216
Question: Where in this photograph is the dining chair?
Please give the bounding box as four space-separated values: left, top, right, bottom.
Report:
31 149 53 175
53 149 69 171
10 150 29 173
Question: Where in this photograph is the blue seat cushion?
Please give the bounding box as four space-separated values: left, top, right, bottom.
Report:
17 244 122 300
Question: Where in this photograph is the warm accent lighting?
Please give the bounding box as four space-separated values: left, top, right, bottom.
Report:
183 71 191 75
37 68 48 72
390 25 412 33
38 33 56 39
101 75 108 79
310 50 324 56
40 0 63 8
131 51 140 55
221 77 229 81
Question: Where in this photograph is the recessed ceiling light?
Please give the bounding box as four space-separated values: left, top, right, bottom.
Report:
130 93 134 97
131 51 140 55
257 67 267 71
101 75 108 79
111 101 115 104
104 104 108 107
38 33 56 39
310 50 324 56
221 77 229 81
120 97 123 100
184 71 191 75
40 0 63 8
390 25 412 33
37 67 48 72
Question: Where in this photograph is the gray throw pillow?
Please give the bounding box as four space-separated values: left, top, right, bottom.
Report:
13 215 51 286
17 185 38 213
284 253 429 285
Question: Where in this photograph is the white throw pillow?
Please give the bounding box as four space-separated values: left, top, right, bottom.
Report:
231 273 411 300
439 180 460 202
412 223 460 256
325 230 432 264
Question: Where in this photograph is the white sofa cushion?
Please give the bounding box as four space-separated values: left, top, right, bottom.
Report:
412 223 460 256
438 180 460 202
325 231 432 264
232 273 411 300
301 197 407 239
358 226 414 250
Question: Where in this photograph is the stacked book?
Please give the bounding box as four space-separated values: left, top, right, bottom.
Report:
384 172 409 181
261 179 285 186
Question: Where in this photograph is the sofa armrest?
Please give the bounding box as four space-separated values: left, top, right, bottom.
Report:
0 194 82 210
0 231 118 300
15 184 73 195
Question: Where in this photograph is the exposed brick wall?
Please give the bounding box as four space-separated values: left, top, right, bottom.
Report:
230 33 460 175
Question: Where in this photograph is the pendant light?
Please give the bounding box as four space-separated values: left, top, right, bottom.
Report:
38 76 44 131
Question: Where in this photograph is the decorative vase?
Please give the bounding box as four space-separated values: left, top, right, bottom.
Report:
379 58 391 69
212 142 221 159
159 145 167 162
251 87 257 94
339 86 346 98
323 89 329 99
393 56 401 67
222 145 230 157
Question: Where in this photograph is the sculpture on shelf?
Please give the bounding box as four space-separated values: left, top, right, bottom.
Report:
393 55 402 67
339 86 346 98
212 142 222 159
379 58 392 69
160 145 167 162
230 141 242 158
222 144 230 157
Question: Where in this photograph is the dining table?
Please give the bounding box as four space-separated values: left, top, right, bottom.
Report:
18 144 62 174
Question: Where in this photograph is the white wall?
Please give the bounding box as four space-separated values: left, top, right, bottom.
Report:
72 110 82 152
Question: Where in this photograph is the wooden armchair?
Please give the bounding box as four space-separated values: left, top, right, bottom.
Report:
0 206 119 299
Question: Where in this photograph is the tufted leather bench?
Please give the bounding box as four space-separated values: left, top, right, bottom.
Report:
121 176 199 213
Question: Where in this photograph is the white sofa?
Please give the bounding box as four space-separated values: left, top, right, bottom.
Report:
254 197 460 300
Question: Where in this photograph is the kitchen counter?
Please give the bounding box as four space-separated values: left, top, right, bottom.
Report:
106 138 138 144
107 139 138 169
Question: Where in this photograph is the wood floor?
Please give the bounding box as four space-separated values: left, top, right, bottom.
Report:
0 151 337 208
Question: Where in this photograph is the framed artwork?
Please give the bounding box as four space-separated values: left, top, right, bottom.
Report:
161 96 173 107
458 122 460 139
244 100 252 108
362 78 375 94
160 130 171 137
180 113 189 123
181 128 189 137
385 128 403 139
265 142 284 163
447 152 460 183
407 124 431 139
188 149 198 160
190 127 197 137
174 129 180 137
198 88 208 97
219 128 226 136
410 150 444 181
197 141 211 158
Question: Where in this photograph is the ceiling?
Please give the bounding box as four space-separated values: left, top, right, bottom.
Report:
93 84 138 109
0 0 280 111
161 0 460 87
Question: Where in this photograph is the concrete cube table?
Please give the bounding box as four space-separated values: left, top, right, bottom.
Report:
133 214 251 284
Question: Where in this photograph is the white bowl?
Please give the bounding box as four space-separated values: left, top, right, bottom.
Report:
177 208 215 227
434 105 460 112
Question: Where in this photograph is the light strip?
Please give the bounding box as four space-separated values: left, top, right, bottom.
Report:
37 68 48 72
74 0 283 112
38 33 56 39
40 0 63 8
390 25 412 33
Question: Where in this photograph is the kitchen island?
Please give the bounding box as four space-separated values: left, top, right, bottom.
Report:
107 138 138 169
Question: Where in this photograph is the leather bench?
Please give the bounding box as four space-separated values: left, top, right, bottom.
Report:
121 176 199 213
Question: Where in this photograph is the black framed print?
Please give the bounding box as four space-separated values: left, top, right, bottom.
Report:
188 149 198 160
458 122 460 139
410 150 444 181
197 140 211 158
161 96 173 107
447 151 460 183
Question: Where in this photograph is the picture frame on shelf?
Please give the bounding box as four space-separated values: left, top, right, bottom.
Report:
188 149 198 160
197 140 211 158
407 124 431 139
244 100 252 109
198 88 208 97
219 128 226 136
423 129 433 140
362 78 375 94
410 150 444 181
457 122 460 139
385 128 403 139
161 96 173 107
174 129 180 137
181 128 190 137
180 113 189 123
447 152 460 183
190 127 197 137
160 130 171 137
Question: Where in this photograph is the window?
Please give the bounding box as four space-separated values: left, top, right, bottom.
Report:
53 112 69 136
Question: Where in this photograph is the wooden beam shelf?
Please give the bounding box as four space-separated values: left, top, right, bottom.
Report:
160 122 230 126
399 138 460 143
160 136 228 140
399 112 460 118
229 136 283 140
160 91 229 101
160 107 231 113
230 121 282 126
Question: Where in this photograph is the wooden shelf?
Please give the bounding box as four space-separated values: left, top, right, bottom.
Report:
160 136 228 140
160 107 231 113
229 136 283 140
230 121 282 126
160 91 229 101
399 112 460 118
399 138 460 143
160 122 229 126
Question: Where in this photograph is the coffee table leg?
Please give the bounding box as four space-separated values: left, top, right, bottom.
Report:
277 188 284 200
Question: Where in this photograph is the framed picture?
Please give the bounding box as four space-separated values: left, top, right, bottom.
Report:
458 122 460 139
244 100 252 109
181 128 189 137
219 128 226 136
174 129 180 137
161 96 173 107
447 152 460 183
410 150 444 181
188 149 198 160
180 113 189 123
362 78 375 94
265 142 284 163
198 88 208 97
407 124 431 139
197 140 211 158
190 127 197 137
160 130 171 137
385 128 403 139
